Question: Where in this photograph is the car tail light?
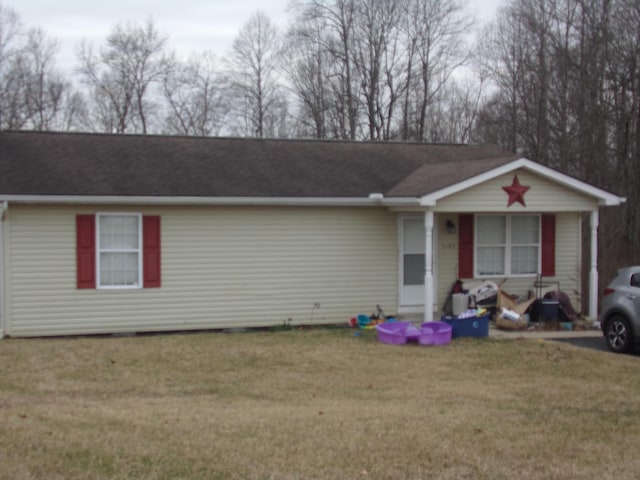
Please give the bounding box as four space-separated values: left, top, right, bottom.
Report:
603 288 615 296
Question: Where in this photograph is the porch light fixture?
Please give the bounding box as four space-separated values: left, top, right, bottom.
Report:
446 219 456 234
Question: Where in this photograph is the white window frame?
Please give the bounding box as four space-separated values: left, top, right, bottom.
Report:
475 214 541 278
96 213 143 289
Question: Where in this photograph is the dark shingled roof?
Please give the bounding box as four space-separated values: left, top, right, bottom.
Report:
0 131 518 198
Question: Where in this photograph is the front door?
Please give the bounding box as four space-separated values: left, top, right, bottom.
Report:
399 216 425 306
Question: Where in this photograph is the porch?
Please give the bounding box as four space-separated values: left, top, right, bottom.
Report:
396 209 601 324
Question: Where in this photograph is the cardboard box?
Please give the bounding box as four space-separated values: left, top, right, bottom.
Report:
496 314 528 330
495 290 536 330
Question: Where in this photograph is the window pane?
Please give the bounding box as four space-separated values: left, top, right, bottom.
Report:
100 253 139 286
477 216 505 244
403 219 424 253
98 214 140 287
477 247 505 275
404 254 425 285
511 246 538 274
100 215 139 249
511 216 539 244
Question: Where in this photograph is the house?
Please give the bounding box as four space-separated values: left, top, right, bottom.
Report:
0 131 625 338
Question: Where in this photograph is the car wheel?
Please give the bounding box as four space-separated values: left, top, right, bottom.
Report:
605 315 634 353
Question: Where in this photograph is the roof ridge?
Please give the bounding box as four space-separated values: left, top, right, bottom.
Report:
2 129 485 148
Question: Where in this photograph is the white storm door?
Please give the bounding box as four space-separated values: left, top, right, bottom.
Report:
400 216 425 306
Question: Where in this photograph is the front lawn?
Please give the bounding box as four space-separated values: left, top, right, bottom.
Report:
1 328 638 479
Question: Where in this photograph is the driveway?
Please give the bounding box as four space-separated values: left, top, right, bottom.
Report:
490 327 605 350
491 327 640 355
554 336 640 355
550 335 609 352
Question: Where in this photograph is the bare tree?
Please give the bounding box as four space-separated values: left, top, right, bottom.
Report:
429 76 485 143
287 0 474 141
59 90 90 131
21 28 68 130
0 2 19 61
162 51 230 136
474 13 522 152
283 14 333 138
0 2 24 128
0 7 76 131
401 0 473 142
290 0 361 139
226 11 287 138
476 0 616 175
351 0 405 140
77 18 171 134
607 0 640 256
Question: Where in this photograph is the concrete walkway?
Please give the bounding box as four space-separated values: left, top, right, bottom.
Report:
489 326 602 340
398 313 603 340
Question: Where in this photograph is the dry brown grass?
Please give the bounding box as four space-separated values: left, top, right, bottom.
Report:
1 327 639 480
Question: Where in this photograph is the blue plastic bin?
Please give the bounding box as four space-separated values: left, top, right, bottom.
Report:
441 314 490 338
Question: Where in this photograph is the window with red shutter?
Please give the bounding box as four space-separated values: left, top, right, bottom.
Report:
541 214 556 276
458 214 474 279
76 213 161 289
76 215 96 289
463 214 556 278
143 216 161 288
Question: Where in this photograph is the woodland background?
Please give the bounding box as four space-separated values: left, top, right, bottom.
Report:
1 0 638 299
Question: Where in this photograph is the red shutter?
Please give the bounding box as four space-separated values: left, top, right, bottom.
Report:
76 215 96 289
143 215 161 288
541 214 556 277
458 214 474 279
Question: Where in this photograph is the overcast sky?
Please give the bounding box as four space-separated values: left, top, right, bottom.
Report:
9 0 503 73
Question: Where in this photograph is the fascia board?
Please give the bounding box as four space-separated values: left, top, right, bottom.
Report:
0 195 420 208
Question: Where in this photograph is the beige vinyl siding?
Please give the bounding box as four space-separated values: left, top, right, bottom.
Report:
440 212 582 311
553 212 582 307
435 170 599 212
436 214 459 311
6 205 398 337
0 211 5 335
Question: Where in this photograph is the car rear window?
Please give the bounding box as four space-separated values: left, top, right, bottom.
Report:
631 273 640 288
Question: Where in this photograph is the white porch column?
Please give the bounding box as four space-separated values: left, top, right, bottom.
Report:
424 210 435 323
589 210 599 322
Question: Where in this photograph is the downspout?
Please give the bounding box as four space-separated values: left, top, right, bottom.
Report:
0 201 7 339
589 210 599 325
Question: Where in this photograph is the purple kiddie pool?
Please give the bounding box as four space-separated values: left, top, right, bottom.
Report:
375 322 420 345
419 322 452 346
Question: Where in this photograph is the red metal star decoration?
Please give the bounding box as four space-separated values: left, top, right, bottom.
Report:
502 174 530 207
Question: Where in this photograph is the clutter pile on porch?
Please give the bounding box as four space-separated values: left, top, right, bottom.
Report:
445 277 579 331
